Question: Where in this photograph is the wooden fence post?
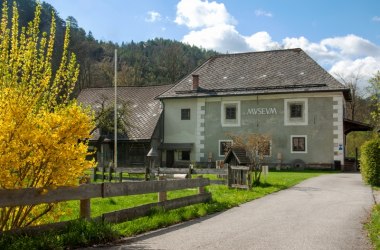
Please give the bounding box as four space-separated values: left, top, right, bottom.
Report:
102 167 105 182
92 167 97 182
198 175 205 194
80 177 91 220
158 176 167 202
119 171 123 183
108 167 113 182
145 163 150 181
188 164 192 179
227 164 231 188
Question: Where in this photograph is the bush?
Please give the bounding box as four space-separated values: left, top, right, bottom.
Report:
360 137 380 186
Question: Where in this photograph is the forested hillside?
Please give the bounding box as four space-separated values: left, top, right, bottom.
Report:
3 0 218 95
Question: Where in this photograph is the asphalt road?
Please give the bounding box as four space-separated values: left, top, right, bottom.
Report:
102 173 374 250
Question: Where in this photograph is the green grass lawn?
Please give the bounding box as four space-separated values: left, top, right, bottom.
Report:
0 170 332 249
367 204 380 250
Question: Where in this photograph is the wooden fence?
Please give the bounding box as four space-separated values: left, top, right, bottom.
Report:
0 177 211 235
93 167 228 185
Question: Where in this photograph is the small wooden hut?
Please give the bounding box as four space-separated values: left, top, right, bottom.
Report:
224 147 252 189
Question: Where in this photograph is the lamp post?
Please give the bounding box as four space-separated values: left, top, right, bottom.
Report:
146 146 159 181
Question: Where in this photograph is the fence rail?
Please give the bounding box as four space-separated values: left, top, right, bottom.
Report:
0 177 211 235
92 167 228 183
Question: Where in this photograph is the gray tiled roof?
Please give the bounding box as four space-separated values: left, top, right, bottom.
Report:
158 48 350 99
77 84 173 141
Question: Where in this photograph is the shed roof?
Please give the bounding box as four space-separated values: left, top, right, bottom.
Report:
158 48 350 100
224 147 250 165
77 84 173 141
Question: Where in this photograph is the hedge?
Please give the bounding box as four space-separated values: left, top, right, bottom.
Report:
360 137 380 186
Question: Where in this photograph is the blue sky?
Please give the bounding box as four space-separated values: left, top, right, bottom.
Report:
43 0 380 88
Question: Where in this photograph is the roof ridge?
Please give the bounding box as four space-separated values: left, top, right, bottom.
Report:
210 48 303 59
81 84 174 91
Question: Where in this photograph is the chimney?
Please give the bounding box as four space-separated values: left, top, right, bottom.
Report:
192 74 199 91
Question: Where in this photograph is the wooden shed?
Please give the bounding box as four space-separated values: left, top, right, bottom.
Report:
224 147 252 189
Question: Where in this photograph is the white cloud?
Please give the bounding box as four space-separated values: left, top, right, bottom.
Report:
372 16 380 22
245 31 280 51
175 0 236 29
175 0 380 88
145 11 161 23
282 35 380 87
329 57 380 84
182 24 249 52
321 35 380 58
254 9 273 18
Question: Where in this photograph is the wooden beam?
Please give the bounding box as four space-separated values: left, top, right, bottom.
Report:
102 193 212 223
103 178 210 197
0 184 103 207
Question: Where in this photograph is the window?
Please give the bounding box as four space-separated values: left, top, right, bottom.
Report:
291 136 307 153
290 104 303 118
179 150 190 160
284 99 308 125
258 140 271 157
225 106 236 120
219 140 233 157
181 108 190 120
221 101 240 127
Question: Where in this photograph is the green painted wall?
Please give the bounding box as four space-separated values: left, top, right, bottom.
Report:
203 96 335 165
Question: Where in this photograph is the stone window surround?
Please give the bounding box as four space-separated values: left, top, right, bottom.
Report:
221 101 241 127
284 98 308 126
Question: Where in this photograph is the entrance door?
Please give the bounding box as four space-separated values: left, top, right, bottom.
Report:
166 150 174 168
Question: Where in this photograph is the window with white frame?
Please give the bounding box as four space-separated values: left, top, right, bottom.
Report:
219 140 233 157
284 98 308 125
291 135 307 153
221 101 240 127
258 140 272 157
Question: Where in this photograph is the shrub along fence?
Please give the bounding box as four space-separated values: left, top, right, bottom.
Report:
0 177 211 235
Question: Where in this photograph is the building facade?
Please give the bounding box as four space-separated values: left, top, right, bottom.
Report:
77 84 172 167
158 48 353 169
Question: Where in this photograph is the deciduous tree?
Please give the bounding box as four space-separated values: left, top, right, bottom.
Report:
227 133 271 186
368 71 380 129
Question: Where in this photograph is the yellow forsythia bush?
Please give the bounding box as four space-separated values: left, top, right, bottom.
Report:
0 1 94 230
